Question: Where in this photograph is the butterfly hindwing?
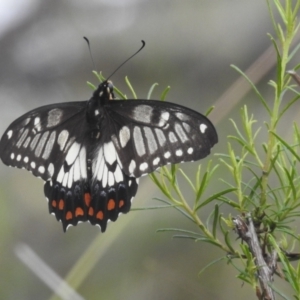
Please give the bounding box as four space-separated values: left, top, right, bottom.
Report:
105 100 218 177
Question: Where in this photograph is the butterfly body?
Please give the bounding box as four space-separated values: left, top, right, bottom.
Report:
0 80 217 232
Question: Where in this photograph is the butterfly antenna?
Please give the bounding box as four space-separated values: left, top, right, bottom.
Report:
106 40 146 81
84 36 96 70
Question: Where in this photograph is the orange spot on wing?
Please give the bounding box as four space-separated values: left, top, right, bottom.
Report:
84 193 91 207
88 207 94 216
75 207 84 217
58 199 64 210
66 211 72 220
96 211 104 220
107 199 115 210
51 200 57 208
119 200 125 208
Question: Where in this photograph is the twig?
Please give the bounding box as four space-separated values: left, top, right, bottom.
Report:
233 213 276 300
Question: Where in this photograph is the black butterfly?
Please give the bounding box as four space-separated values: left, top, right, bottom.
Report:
0 80 218 232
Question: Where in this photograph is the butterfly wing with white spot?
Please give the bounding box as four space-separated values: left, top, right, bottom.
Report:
0 102 96 231
105 100 218 177
0 100 139 231
89 141 138 232
0 101 88 181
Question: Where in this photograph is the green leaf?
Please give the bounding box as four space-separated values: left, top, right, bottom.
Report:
131 204 176 211
224 231 235 253
125 76 137 99
231 65 271 114
272 132 300 161
268 34 282 89
195 171 208 205
195 237 225 248
179 169 196 192
198 256 227 276
93 70 103 82
172 235 198 240
147 83 159 99
156 228 204 237
87 81 97 90
205 106 215 116
195 188 237 210
160 86 171 101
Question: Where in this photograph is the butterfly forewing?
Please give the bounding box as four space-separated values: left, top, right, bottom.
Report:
106 100 218 177
0 101 87 181
0 80 217 232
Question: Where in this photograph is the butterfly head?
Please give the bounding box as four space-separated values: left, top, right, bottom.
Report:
93 80 115 103
86 80 115 130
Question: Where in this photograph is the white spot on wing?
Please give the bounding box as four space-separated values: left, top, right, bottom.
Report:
73 158 80 182
114 165 123 183
164 151 171 159
133 126 146 156
57 166 64 183
30 133 41 151
119 126 131 148
65 142 81 165
35 131 49 157
94 148 104 181
23 136 31 148
161 111 170 121
187 147 194 154
17 154 21 161
154 128 166 147
93 147 103 175
57 130 69 151
7 130 13 139
128 160 136 174
175 123 188 143
143 127 157 154
104 142 116 165
42 131 56 160
183 122 191 133
48 163 55 177
38 166 45 174
175 112 189 121
79 147 87 179
168 131 178 143
24 156 29 163
10 153 15 160
62 172 68 187
47 108 63 127
34 117 42 132
16 128 29 148
139 162 148 171
68 165 74 188
157 111 170 127
200 124 208 133
102 164 108 188
108 171 114 186
31 161 36 169
176 149 183 156
153 157 160 165
132 105 153 123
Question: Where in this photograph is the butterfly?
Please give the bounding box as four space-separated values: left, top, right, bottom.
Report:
0 80 218 232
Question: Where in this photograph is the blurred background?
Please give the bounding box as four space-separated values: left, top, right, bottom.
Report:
0 0 299 299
